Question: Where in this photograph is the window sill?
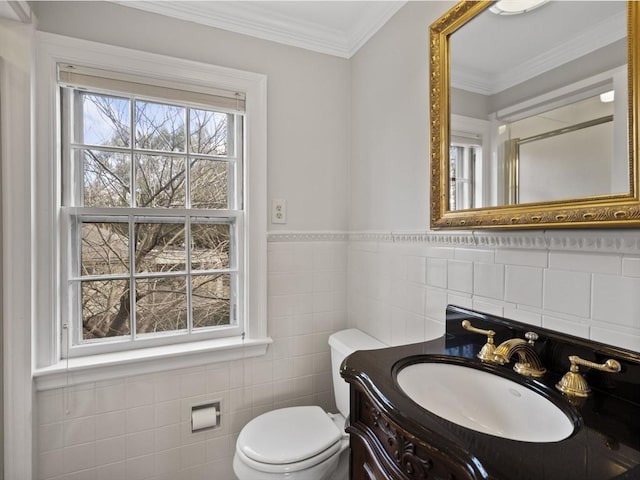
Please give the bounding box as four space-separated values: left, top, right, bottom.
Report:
33 336 272 391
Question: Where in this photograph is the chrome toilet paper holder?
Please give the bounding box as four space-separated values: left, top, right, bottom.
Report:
191 400 221 432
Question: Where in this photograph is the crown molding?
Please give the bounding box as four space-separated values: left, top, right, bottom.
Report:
453 9 626 95
451 66 493 96
113 1 406 59
0 0 31 23
346 2 406 58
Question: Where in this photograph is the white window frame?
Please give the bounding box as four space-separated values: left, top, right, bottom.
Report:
33 33 269 390
60 84 245 356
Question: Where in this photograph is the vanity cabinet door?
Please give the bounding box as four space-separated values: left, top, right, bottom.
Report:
350 433 395 480
348 385 478 480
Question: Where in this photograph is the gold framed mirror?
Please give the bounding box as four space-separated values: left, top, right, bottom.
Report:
430 1 640 229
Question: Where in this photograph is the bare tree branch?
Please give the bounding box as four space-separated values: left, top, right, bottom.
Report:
79 95 233 339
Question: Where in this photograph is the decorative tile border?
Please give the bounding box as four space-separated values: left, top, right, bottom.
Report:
267 231 349 242
269 230 640 254
545 230 640 254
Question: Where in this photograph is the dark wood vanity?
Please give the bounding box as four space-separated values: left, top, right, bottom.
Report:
341 306 640 480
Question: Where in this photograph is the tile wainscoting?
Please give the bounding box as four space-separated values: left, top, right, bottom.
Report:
349 230 640 352
35 229 640 479
36 234 348 480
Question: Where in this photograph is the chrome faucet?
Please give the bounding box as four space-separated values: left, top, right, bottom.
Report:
493 332 546 378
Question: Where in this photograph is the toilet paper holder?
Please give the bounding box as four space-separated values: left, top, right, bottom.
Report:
191 401 221 433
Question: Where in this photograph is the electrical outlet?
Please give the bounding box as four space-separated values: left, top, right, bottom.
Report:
271 198 287 224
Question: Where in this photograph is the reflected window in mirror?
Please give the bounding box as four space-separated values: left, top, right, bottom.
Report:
450 143 480 210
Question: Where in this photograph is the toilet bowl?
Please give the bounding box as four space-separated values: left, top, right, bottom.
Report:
233 406 348 480
233 329 386 480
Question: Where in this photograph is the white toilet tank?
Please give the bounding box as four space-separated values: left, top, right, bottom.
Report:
328 329 386 418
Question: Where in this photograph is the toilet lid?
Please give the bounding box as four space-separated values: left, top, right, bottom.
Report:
237 406 342 465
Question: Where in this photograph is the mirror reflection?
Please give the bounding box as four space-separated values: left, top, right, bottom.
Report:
448 0 628 211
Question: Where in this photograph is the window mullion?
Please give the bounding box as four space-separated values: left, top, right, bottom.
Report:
186 216 193 334
185 107 192 210
71 215 81 350
70 143 220 159
72 91 85 207
129 215 136 342
185 108 194 333
60 89 73 356
130 98 136 209
63 206 240 218
130 97 137 343
235 115 244 210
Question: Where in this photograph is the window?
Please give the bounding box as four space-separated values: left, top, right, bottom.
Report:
34 36 267 384
57 65 249 357
449 143 479 210
449 114 489 210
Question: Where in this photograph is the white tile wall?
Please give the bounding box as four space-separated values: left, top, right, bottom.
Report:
502 305 542 327
549 251 621 275
504 265 543 307
36 234 640 480
472 297 504 318
591 323 640 351
473 263 504 300
426 257 447 288
447 260 473 293
496 248 548 267
542 314 591 338
543 269 591 318
349 237 640 357
622 256 640 277
36 240 348 480
592 274 640 328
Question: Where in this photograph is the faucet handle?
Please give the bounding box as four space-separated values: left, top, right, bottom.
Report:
525 331 538 345
556 355 622 398
461 320 495 338
461 320 496 362
569 355 621 373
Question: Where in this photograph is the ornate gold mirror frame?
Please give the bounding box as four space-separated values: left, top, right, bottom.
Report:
430 1 640 229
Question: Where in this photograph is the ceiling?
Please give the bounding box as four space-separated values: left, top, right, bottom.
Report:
114 1 407 58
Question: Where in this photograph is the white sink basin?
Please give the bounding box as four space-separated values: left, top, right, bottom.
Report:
396 362 575 442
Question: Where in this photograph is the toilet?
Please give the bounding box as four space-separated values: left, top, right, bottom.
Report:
233 329 386 480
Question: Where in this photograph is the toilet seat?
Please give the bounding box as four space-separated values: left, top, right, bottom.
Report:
236 406 343 474
235 440 342 474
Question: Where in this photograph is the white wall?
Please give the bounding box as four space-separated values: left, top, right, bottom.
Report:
518 122 613 203
349 1 453 231
0 17 34 480
349 0 640 353
32 1 350 233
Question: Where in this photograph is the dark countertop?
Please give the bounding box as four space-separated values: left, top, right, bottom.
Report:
342 306 640 480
